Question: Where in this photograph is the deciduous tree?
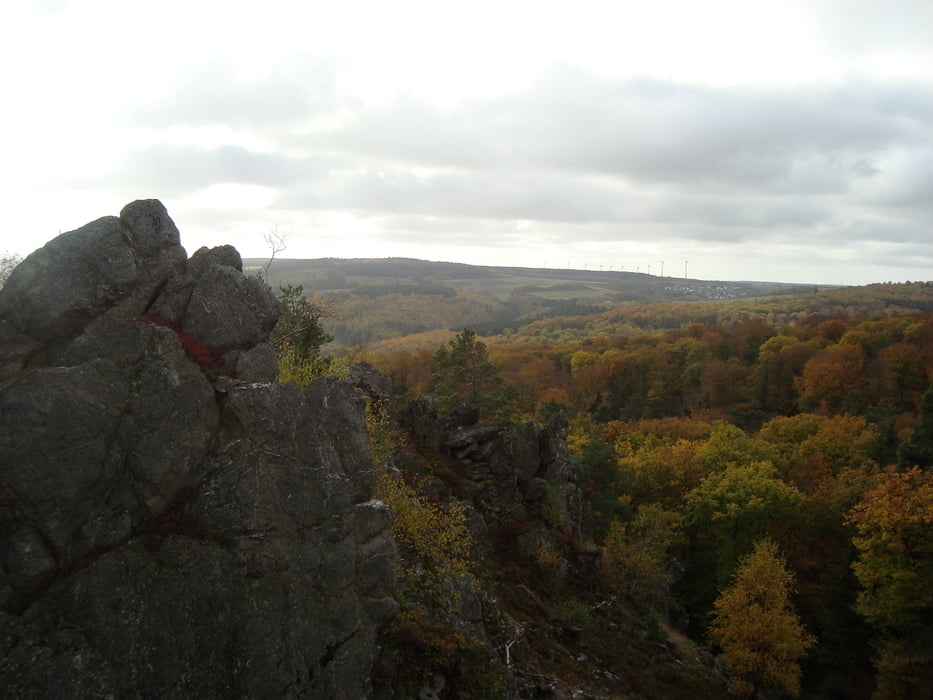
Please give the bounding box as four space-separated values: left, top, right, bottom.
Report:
796 344 866 414
847 467 933 698
709 540 815 698
683 459 804 617
603 503 683 614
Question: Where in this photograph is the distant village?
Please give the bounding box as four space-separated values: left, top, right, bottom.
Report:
664 283 750 300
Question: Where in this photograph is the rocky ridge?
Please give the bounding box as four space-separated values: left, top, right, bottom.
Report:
0 201 397 698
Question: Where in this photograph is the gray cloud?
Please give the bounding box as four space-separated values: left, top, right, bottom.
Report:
808 0 933 59
314 69 929 192
123 56 345 130
867 148 933 213
104 144 316 194
103 59 931 279
654 195 833 232
276 166 641 224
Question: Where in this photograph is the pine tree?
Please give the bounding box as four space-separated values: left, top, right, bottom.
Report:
579 437 632 542
271 284 335 382
430 328 515 423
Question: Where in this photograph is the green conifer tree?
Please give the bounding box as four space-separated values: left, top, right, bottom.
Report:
430 328 515 423
271 284 335 381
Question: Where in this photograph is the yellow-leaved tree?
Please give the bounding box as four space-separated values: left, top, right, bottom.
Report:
847 466 933 698
709 540 816 699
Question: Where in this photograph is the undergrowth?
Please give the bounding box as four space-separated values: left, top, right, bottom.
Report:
365 401 476 609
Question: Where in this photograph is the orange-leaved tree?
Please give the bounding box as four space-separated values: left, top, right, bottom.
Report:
709 539 816 699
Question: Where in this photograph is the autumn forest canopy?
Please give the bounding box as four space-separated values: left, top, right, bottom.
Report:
264 260 933 698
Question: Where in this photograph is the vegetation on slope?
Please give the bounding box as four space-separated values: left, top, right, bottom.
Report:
267 269 933 698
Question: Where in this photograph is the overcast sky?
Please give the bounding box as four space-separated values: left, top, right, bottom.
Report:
2 1 931 285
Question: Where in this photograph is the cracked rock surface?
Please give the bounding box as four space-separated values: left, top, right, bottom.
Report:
0 200 398 698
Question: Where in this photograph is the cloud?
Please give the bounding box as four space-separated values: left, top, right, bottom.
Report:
865 148 933 213
86 57 932 283
806 0 933 60
30 0 71 15
122 56 346 130
313 69 927 192
260 68 927 264
276 166 644 224
100 144 314 194
265 71 924 247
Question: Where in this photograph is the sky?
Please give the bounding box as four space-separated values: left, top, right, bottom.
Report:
1 1 931 286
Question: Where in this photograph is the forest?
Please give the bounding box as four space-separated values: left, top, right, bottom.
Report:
271 270 933 698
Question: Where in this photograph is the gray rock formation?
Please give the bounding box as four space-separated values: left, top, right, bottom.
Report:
0 201 398 698
349 360 393 402
402 398 583 537
0 201 186 362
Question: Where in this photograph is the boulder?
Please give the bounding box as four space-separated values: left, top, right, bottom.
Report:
0 200 279 381
447 403 480 427
224 342 280 383
174 251 278 349
0 200 186 360
349 360 394 401
404 396 447 448
445 423 500 451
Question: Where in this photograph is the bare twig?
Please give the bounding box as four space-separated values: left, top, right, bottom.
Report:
263 225 290 279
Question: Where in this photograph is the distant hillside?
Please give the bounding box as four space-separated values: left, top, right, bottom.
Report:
245 257 820 303
245 258 822 347
245 258 932 350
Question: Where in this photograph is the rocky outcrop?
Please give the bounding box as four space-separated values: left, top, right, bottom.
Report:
0 201 397 698
403 397 583 537
0 201 278 380
372 396 595 698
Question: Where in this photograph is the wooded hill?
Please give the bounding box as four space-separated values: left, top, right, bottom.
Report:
246 256 821 302
245 257 829 346
248 257 931 351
